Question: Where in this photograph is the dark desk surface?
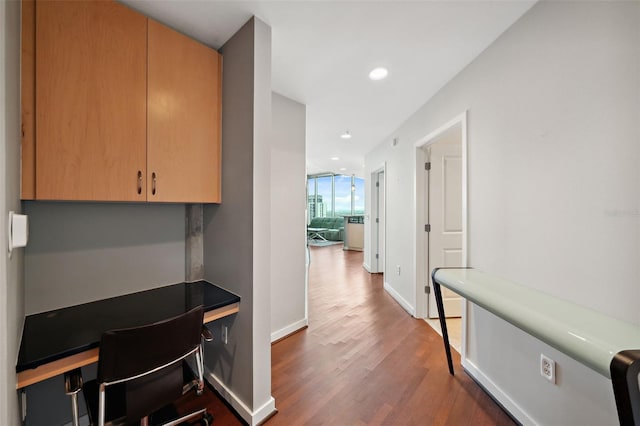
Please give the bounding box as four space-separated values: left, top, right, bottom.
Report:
17 281 240 375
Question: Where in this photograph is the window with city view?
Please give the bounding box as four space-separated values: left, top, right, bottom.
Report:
307 174 365 223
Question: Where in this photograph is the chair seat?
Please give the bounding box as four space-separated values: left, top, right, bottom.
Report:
74 306 210 426
85 362 186 425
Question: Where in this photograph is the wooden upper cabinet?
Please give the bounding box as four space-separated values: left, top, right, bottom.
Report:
23 0 222 203
21 0 35 199
147 20 222 203
34 1 147 201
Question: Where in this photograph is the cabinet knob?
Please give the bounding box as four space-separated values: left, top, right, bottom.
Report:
152 172 157 196
137 171 142 195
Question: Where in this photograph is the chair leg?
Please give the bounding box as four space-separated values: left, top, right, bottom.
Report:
98 384 107 426
195 326 213 395
64 369 83 426
161 408 210 426
69 393 80 426
195 346 205 395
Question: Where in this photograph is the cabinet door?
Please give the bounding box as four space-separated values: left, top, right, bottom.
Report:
35 1 147 201
148 20 222 203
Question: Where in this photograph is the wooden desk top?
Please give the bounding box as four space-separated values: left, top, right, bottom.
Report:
16 281 240 389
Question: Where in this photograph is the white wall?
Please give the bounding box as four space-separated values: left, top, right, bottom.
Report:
365 2 639 424
0 2 24 425
0 0 7 411
270 93 307 342
1 1 25 424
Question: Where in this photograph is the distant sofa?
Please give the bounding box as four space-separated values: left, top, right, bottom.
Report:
308 217 344 241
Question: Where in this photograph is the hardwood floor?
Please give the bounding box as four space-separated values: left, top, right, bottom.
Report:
184 244 516 425
267 245 515 425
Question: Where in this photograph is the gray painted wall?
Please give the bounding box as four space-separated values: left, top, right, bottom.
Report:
7 5 274 425
203 17 274 424
365 1 639 424
250 18 273 412
22 202 186 426
24 202 186 314
204 16 255 411
2 1 25 424
270 93 307 341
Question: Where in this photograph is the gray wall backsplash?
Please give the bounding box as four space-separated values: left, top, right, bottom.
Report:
24 202 187 315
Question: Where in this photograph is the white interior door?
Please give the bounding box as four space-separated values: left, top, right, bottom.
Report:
377 171 385 273
428 140 463 318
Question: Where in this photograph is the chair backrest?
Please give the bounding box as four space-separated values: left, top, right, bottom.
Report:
97 306 204 422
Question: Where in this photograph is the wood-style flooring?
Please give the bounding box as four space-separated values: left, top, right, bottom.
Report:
181 244 516 425
268 245 515 425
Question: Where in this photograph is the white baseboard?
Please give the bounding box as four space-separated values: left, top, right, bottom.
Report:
462 358 535 426
205 370 276 426
383 281 415 316
363 262 372 272
68 373 276 426
251 396 277 426
271 317 308 343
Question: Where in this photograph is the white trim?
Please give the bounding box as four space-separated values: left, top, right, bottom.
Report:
362 262 372 272
371 162 387 174
413 111 468 360
251 396 277 426
205 371 276 426
412 112 468 149
270 317 308 343
383 281 415 316
462 359 535 426
72 372 277 426
412 147 426 319
368 162 386 274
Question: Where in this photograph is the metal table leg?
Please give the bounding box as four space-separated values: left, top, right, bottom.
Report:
432 269 454 375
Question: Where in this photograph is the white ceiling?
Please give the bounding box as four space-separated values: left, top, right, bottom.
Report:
123 0 535 178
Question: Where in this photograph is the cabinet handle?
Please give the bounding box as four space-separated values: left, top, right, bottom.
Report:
152 172 157 196
137 171 142 195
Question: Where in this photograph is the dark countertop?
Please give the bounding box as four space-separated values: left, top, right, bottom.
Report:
17 281 240 372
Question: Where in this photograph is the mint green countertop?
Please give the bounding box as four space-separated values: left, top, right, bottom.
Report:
432 268 640 378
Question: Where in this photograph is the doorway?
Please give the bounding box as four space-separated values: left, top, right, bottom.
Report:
425 129 463 318
414 112 467 354
370 166 386 274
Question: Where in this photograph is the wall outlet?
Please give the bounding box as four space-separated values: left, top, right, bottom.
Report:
540 354 555 383
396 265 401 275
221 325 228 345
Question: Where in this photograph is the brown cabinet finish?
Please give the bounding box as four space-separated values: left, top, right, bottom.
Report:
21 0 35 200
148 20 222 203
23 0 222 203
35 1 147 201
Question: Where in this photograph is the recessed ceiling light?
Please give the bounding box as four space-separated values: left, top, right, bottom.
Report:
369 67 388 81
339 167 347 171
341 131 352 139
331 157 340 161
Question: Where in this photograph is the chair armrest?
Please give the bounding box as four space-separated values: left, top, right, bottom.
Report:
64 368 83 396
201 325 213 342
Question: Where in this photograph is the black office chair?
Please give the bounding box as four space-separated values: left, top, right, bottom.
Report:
66 306 213 426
